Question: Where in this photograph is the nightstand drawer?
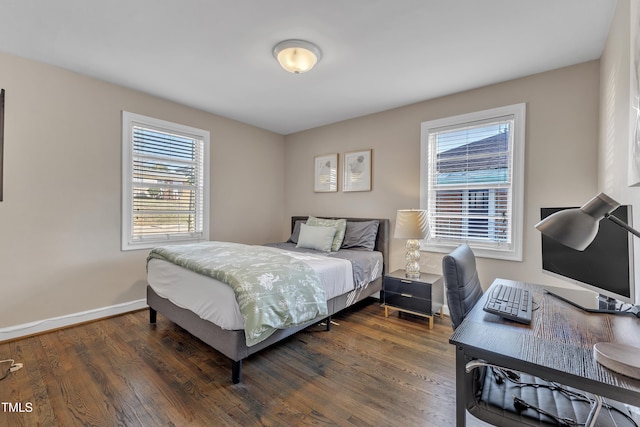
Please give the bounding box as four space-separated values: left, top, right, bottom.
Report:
384 291 431 315
383 277 431 300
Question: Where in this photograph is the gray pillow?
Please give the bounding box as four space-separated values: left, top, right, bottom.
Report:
341 220 379 251
288 220 306 244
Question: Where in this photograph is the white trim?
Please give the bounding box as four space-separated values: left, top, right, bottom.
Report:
0 299 147 342
442 304 451 317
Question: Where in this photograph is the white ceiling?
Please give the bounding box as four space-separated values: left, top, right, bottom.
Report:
0 0 617 135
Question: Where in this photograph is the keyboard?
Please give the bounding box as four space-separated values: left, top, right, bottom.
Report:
483 283 532 324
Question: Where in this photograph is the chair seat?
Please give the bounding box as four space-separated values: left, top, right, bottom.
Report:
469 367 636 427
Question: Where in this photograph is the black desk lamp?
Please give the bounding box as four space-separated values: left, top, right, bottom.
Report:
535 192 640 380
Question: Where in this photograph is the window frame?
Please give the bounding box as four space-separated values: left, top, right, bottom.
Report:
121 111 210 251
420 103 526 261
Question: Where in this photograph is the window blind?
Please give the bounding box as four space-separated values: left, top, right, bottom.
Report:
425 115 515 249
130 123 205 243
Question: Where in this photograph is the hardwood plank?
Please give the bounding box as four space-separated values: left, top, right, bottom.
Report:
0 301 492 426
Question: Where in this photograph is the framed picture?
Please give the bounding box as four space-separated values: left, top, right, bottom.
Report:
343 149 372 192
314 153 338 192
0 89 4 202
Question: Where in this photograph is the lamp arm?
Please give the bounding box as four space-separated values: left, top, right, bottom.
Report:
604 213 640 239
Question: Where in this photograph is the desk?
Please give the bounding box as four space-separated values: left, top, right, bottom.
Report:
450 279 640 427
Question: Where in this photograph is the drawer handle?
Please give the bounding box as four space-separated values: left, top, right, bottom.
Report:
401 293 413 298
400 279 412 283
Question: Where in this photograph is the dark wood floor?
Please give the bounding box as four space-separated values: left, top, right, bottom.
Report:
0 299 490 426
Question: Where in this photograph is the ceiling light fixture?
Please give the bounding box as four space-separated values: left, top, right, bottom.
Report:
273 39 322 74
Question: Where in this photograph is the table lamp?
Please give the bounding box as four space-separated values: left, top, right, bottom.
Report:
395 209 429 279
535 192 640 380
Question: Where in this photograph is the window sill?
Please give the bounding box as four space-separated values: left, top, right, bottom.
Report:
421 242 522 262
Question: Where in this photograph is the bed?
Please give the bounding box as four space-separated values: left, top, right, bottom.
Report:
146 216 390 383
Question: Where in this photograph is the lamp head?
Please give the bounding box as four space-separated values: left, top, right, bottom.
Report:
535 193 620 251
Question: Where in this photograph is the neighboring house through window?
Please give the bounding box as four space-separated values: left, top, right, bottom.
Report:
122 111 210 251
420 103 525 261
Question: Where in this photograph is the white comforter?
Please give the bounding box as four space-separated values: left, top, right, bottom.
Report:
147 248 354 331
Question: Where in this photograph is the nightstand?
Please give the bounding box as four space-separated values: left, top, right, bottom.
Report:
382 269 444 329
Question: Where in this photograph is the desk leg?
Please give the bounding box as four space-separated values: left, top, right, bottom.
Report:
455 345 467 427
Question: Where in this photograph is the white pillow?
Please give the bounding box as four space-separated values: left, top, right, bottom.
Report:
296 223 337 252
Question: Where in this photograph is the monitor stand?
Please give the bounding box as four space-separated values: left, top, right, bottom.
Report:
543 285 640 316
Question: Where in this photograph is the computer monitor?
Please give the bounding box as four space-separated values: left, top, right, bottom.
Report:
540 205 636 314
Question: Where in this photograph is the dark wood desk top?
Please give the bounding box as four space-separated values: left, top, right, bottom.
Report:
450 278 640 406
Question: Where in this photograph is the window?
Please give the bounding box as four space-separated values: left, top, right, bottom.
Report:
420 103 525 261
122 112 210 250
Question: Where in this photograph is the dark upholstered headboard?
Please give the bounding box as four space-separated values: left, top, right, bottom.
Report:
290 216 390 274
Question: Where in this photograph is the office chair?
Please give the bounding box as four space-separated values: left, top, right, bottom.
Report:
442 244 484 330
443 244 635 427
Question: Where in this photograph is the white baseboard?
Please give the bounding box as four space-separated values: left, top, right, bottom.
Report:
0 299 147 342
442 305 450 316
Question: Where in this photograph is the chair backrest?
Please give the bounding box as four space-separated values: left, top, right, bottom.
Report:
442 244 484 330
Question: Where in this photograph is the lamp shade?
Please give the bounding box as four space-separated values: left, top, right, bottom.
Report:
535 193 620 251
395 209 429 239
273 39 322 74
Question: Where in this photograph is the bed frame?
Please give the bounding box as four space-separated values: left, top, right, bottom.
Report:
147 216 390 384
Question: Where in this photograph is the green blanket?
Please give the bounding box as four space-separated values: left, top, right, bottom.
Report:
147 241 328 346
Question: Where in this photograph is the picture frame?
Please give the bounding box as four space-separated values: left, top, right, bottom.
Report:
314 153 338 192
343 149 372 192
0 89 4 202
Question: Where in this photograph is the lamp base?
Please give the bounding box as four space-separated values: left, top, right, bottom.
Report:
405 270 421 279
593 342 640 380
404 239 422 279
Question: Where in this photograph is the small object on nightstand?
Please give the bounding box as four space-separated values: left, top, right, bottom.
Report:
382 269 444 329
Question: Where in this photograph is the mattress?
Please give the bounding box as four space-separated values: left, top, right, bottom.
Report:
147 244 381 331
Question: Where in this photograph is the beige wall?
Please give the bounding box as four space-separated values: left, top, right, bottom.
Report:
284 61 601 290
0 32 617 332
600 0 632 196
599 0 640 300
0 52 285 329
